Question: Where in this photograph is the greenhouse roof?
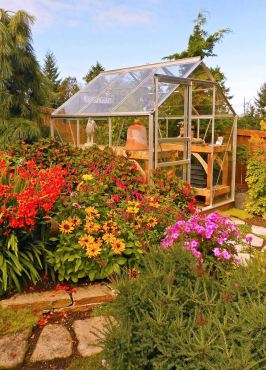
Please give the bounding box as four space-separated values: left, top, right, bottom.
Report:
52 57 203 117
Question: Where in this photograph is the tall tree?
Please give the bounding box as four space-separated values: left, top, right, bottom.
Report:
255 82 266 117
0 9 48 119
83 61 105 84
43 50 61 88
58 77 79 105
163 12 231 97
43 50 61 107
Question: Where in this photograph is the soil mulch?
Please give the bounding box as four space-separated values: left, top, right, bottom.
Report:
246 216 266 228
20 308 93 370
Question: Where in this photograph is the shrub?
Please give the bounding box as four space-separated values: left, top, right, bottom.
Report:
103 247 266 369
162 212 240 271
0 118 41 149
0 154 66 293
48 174 182 282
245 151 266 219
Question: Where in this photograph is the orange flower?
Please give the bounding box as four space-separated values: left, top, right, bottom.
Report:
111 238 126 255
85 220 101 233
102 221 119 234
85 206 100 219
146 216 158 228
59 220 74 234
79 234 95 248
68 215 82 228
102 233 116 244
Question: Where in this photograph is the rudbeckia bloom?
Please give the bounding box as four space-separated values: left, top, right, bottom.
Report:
59 220 74 234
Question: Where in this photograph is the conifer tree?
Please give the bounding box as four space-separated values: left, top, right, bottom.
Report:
43 50 61 89
164 12 231 98
0 8 48 119
43 50 61 107
58 77 79 105
83 61 105 84
255 82 266 117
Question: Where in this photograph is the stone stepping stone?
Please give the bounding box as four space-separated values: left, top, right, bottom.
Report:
72 284 116 309
0 290 71 311
243 233 263 248
30 324 72 362
73 316 111 357
251 225 266 237
230 217 246 225
0 329 31 369
237 253 252 266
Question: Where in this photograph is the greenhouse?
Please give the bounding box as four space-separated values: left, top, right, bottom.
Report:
51 56 237 210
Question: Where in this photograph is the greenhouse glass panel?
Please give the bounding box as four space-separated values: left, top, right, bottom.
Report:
53 57 201 116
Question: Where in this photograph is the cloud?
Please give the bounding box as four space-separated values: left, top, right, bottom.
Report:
0 0 154 30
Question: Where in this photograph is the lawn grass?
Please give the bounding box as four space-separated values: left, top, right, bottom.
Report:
220 208 252 220
0 307 39 336
67 354 104 370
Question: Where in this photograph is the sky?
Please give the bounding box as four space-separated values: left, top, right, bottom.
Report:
0 0 266 114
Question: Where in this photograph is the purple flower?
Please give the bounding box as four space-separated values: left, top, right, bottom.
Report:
217 237 224 245
221 250 232 260
213 247 222 257
245 235 253 243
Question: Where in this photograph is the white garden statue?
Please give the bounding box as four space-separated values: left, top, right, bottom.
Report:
85 117 96 146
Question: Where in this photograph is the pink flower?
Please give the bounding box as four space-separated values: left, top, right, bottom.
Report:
213 247 222 257
221 250 231 260
245 235 253 243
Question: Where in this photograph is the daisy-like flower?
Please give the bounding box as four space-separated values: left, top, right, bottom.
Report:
59 220 74 234
146 216 158 228
68 216 82 228
111 238 126 255
128 268 140 279
85 220 101 233
126 206 139 214
85 206 100 219
86 238 102 258
82 174 94 181
102 221 119 234
102 233 116 244
107 210 117 219
79 234 95 248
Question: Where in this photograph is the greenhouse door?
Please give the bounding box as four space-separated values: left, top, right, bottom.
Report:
154 76 192 183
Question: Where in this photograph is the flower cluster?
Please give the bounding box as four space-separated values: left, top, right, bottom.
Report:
162 212 239 266
0 158 66 234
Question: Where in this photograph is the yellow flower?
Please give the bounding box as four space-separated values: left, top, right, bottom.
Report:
107 210 117 219
79 234 95 248
68 216 82 228
126 206 139 214
102 233 116 244
146 216 158 228
85 220 101 233
128 200 140 207
86 238 102 258
77 181 84 190
59 220 74 234
147 196 160 208
102 221 119 234
82 174 94 181
85 206 100 219
110 238 126 255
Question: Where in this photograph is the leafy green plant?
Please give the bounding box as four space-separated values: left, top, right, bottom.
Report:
245 151 266 219
103 246 266 369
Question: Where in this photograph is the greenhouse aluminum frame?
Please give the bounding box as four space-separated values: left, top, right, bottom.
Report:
51 56 237 211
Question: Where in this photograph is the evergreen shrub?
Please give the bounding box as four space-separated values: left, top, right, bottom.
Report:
103 247 266 369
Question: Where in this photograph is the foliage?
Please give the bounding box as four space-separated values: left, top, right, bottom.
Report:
48 170 188 282
0 155 66 293
163 12 231 98
245 151 266 219
238 104 261 130
43 50 61 108
103 246 266 370
164 12 230 60
83 61 105 84
58 76 79 105
67 354 104 370
0 8 48 119
0 117 41 149
255 82 266 117
162 212 240 270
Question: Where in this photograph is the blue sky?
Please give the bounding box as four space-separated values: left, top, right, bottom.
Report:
1 0 266 113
